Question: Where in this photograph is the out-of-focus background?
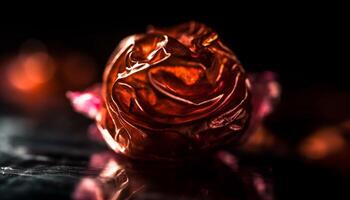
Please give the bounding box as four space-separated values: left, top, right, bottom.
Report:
0 5 348 200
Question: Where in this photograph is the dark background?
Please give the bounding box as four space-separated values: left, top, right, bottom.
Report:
0 4 349 200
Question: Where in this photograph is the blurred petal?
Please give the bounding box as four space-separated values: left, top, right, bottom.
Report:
246 72 281 136
88 124 104 141
216 150 239 171
66 84 102 119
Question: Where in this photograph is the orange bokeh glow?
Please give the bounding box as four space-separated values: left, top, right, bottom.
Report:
299 127 346 160
6 52 55 92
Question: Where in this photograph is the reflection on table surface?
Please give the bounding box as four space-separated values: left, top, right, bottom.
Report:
74 152 272 200
0 117 272 200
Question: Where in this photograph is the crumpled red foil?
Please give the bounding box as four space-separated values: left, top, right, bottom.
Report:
67 22 280 161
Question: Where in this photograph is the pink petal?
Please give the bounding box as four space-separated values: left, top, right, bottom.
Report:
88 124 104 142
216 150 239 171
246 71 281 135
66 84 102 119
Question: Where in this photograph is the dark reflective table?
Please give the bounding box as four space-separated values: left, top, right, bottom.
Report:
0 117 272 200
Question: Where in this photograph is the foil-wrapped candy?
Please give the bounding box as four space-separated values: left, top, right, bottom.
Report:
67 22 279 161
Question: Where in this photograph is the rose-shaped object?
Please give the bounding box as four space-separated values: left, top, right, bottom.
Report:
92 22 252 160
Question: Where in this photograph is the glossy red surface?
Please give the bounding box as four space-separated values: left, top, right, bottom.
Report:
98 22 251 160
